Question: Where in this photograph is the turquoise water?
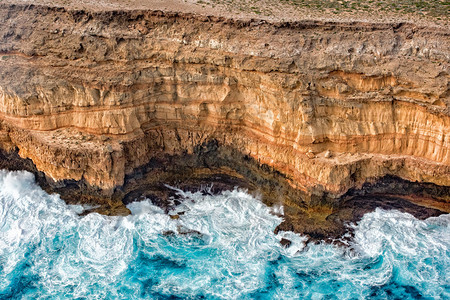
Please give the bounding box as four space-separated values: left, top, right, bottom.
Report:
0 170 449 299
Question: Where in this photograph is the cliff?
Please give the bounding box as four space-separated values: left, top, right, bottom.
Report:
0 3 449 238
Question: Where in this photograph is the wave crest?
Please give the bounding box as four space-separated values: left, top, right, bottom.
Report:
0 170 448 299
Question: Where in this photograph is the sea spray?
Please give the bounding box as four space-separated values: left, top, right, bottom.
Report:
0 170 448 299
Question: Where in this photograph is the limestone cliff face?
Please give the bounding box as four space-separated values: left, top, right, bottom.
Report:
0 4 449 203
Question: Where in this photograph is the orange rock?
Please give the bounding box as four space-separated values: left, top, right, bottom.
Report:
0 4 448 201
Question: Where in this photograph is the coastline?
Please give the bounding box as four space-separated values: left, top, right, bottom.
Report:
0 0 449 241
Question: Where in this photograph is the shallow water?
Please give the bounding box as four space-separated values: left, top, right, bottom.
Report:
0 170 448 299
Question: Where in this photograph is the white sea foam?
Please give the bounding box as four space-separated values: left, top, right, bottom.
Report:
0 170 448 299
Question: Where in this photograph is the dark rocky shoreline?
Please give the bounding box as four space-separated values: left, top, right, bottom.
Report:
1 143 448 243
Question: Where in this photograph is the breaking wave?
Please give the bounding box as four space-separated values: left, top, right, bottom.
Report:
0 170 448 299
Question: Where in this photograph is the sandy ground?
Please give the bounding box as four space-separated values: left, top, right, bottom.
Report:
2 0 448 28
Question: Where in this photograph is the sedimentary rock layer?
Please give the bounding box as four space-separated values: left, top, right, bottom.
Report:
0 4 449 208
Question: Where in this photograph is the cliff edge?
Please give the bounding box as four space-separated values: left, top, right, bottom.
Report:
0 1 449 239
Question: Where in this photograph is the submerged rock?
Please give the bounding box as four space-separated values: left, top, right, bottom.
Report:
280 238 292 248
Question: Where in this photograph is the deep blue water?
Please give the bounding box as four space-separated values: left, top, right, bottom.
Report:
0 170 449 299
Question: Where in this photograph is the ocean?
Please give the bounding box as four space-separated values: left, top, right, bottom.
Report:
0 170 448 299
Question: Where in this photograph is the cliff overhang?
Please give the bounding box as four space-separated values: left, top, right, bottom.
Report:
0 3 449 240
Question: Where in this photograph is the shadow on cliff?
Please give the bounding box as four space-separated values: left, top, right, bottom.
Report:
0 141 448 244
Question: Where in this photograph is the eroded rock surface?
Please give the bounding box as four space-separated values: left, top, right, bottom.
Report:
0 3 449 238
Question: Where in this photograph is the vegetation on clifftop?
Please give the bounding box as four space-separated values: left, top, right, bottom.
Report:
196 0 449 22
